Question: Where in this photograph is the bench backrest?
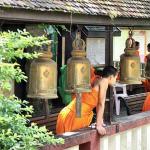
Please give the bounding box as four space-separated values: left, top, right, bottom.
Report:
30 112 59 133
120 93 147 115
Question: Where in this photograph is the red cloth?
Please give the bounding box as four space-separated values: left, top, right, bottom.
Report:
90 66 100 85
142 79 150 92
142 79 150 112
142 93 150 112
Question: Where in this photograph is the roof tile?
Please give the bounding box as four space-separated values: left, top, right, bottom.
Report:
0 0 150 18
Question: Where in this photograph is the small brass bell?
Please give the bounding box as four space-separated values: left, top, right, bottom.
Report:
120 30 141 84
66 32 91 117
27 45 58 99
66 32 91 93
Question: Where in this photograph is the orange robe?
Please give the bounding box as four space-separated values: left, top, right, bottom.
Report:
56 66 100 134
56 88 99 134
142 93 150 112
135 50 140 56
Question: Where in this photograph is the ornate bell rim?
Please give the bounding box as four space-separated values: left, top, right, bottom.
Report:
38 51 53 59
125 50 138 56
71 50 86 57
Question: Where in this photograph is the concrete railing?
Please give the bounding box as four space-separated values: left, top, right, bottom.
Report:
100 125 150 150
41 111 150 150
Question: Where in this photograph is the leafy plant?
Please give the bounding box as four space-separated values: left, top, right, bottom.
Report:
0 30 64 150
37 24 69 36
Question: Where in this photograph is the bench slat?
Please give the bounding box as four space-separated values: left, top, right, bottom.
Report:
120 93 147 115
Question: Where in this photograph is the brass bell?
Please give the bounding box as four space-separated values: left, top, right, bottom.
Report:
66 31 91 118
66 32 91 93
145 57 150 79
120 30 141 84
27 45 58 99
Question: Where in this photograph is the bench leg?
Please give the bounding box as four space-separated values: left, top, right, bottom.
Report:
115 97 120 115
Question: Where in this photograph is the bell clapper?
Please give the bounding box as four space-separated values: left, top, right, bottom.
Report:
44 99 50 118
76 92 82 118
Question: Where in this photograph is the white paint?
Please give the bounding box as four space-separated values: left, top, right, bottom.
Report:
100 124 150 150
100 137 108 150
113 29 128 61
108 134 120 150
132 127 142 150
141 125 150 150
120 130 132 150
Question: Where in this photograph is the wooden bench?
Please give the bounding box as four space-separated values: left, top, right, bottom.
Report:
119 93 147 115
30 108 62 133
30 113 58 133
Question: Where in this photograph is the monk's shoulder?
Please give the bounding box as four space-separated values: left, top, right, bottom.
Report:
99 78 108 89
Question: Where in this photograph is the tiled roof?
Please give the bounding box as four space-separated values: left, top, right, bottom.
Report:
0 0 150 19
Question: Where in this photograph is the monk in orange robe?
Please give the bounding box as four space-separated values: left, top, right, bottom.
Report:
135 41 140 56
142 93 150 112
142 43 150 112
56 66 118 135
142 79 150 92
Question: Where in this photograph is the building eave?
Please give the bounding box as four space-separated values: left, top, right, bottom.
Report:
0 8 150 27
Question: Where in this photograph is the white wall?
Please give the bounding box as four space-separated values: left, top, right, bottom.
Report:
113 29 128 62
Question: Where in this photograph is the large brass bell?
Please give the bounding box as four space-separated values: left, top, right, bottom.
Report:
66 32 91 93
120 30 141 84
145 56 150 79
27 45 57 99
66 32 91 117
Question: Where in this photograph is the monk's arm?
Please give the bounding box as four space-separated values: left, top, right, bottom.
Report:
96 82 107 126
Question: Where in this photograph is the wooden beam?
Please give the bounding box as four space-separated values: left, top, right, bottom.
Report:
1 8 150 27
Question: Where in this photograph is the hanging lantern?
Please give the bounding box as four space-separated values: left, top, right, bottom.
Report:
145 57 150 79
27 45 57 99
120 30 141 84
66 32 91 93
66 31 91 117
